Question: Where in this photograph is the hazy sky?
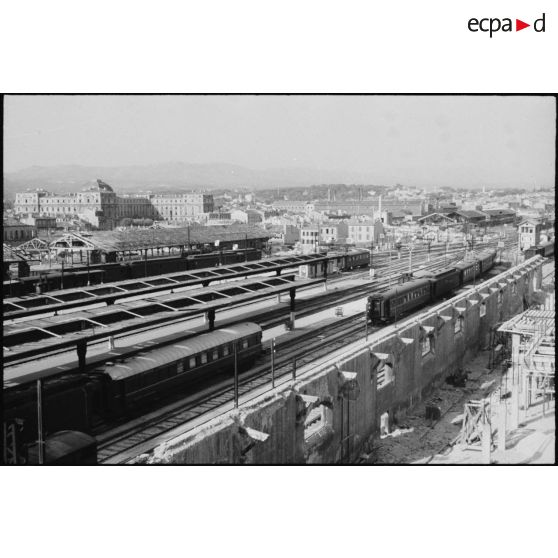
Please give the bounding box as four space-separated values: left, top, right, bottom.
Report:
4 95 556 188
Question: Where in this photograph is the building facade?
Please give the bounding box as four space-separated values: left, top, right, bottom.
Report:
348 220 375 245
14 180 214 229
518 219 542 251
300 227 320 253
320 222 348 244
149 193 214 221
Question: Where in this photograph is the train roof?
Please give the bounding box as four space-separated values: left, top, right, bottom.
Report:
370 277 431 299
413 267 457 279
26 430 97 464
95 322 262 380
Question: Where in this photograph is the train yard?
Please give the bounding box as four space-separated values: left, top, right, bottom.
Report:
3 236 531 464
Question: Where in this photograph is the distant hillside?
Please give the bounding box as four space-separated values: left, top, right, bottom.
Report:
3 162 382 198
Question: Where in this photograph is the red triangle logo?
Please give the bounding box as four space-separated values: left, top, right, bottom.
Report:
516 19 530 31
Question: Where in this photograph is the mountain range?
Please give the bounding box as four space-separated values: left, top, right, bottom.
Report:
3 162 384 197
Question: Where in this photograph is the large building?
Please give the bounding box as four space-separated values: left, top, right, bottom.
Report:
14 180 214 229
148 193 214 220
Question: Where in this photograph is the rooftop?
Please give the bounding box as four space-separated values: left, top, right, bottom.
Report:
52 225 271 253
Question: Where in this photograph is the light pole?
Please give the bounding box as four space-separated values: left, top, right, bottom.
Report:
86 248 90 286
233 342 239 408
408 244 414 273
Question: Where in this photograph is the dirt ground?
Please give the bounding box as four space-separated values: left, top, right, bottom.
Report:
367 349 555 465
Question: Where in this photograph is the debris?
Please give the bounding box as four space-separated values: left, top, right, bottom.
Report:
451 413 464 425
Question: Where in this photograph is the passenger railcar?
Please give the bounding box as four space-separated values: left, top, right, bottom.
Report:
369 278 431 324
524 240 554 260
414 267 460 300
4 323 264 445
477 249 497 275
101 323 262 412
326 249 370 272
343 249 370 270
368 248 498 324
455 258 480 285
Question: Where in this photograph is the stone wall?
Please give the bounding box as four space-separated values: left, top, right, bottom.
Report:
136 256 544 464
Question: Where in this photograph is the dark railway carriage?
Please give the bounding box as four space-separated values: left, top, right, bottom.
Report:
26 430 97 465
415 267 460 299
343 250 370 270
455 259 480 286
369 278 432 324
93 323 263 412
478 249 497 275
524 240 554 259
326 249 370 271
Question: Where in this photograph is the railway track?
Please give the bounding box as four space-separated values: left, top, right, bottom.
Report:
95 243 512 463
96 313 374 463
4 242 487 370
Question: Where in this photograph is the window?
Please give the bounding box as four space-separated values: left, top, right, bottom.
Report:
189 357 196 368
200 353 208 364
242 339 249 349
497 290 503 305
421 336 431 357
454 315 463 334
376 361 394 389
479 302 486 317
304 404 333 446
512 282 517 294
212 349 219 360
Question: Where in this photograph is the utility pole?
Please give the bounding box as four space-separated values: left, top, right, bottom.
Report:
271 338 276 388
86 248 90 286
37 379 44 465
233 343 239 408
365 299 371 340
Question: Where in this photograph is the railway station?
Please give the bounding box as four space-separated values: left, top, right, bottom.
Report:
3 252 333 319
5 232 550 464
3 273 327 365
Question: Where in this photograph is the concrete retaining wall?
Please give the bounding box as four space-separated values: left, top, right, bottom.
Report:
137 257 544 464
